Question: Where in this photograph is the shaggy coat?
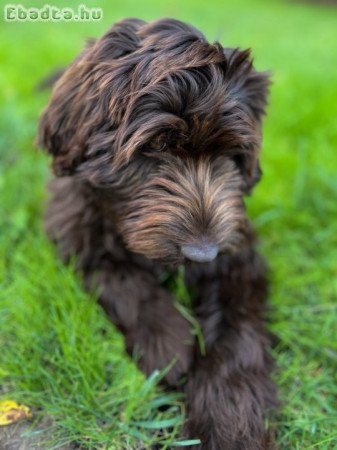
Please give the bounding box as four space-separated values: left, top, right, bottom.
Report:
38 18 277 449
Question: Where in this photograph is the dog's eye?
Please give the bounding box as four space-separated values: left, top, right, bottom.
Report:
151 142 167 151
149 135 167 152
233 153 246 170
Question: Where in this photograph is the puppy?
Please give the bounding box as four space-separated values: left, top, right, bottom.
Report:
38 18 277 449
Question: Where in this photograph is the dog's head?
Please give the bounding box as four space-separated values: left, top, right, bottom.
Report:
38 18 270 264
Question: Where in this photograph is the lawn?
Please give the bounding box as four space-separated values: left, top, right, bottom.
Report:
0 0 337 448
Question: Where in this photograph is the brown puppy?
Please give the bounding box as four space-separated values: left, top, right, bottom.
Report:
38 18 277 449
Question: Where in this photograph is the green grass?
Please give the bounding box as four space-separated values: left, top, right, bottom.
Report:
1 0 337 448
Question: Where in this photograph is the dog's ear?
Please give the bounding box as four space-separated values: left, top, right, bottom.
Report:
37 18 145 177
223 48 270 193
37 61 87 176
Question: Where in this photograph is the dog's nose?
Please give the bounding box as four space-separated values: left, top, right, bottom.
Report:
181 242 218 263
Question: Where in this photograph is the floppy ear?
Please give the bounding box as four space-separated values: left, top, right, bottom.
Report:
37 18 145 177
37 60 87 176
223 48 270 193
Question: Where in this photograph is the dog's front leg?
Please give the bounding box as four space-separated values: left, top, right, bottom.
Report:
184 250 277 450
85 263 194 386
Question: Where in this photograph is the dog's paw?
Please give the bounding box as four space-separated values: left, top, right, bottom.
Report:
181 429 277 450
183 369 277 450
125 298 194 385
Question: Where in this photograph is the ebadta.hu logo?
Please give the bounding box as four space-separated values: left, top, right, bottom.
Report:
4 4 103 22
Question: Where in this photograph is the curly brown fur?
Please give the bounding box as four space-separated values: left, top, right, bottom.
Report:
38 18 277 449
